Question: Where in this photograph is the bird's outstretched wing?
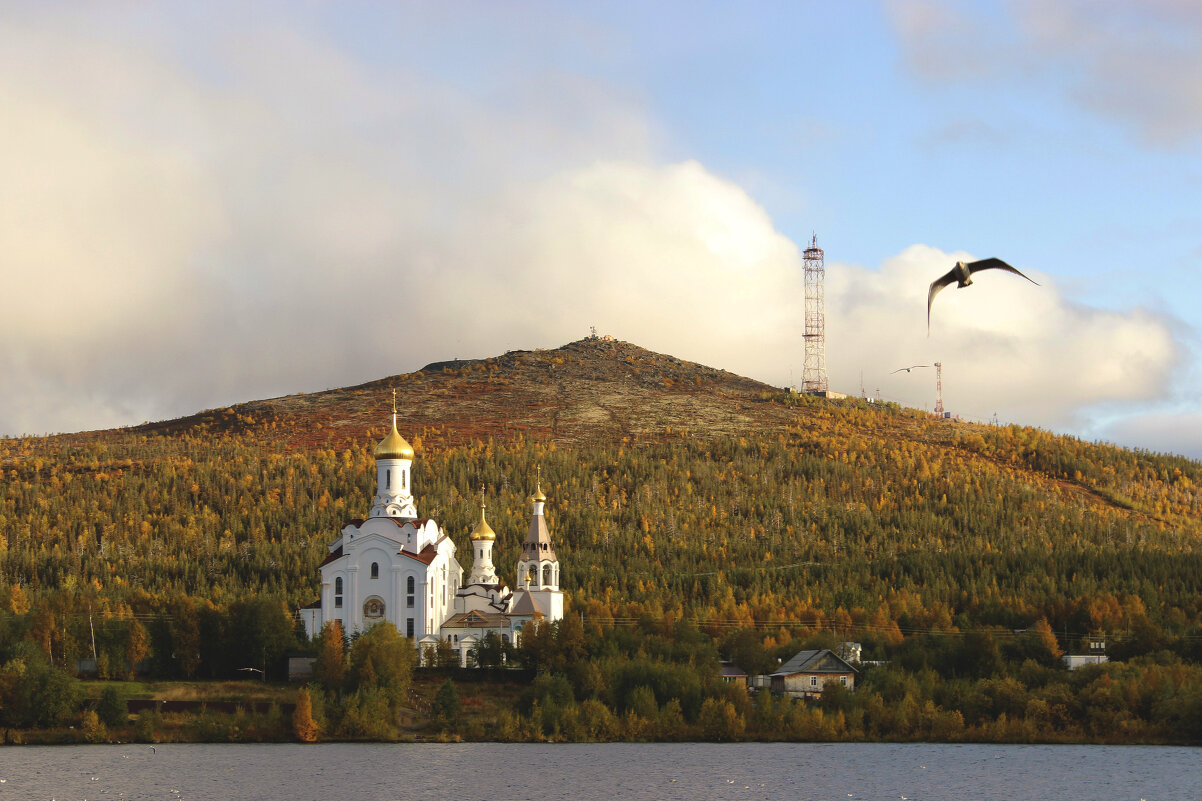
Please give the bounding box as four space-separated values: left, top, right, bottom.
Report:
965 258 1040 285
891 365 930 374
927 268 959 331
928 258 1040 333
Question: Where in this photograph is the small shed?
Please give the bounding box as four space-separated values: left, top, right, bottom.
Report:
770 649 858 699
719 661 749 690
1063 654 1109 670
288 657 316 682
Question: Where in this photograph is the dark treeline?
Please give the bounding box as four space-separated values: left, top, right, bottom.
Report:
8 609 1200 744
358 616 1202 744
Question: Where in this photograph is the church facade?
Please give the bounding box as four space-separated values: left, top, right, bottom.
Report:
298 410 564 664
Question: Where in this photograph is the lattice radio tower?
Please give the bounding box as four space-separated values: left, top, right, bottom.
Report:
802 234 828 394
934 361 944 416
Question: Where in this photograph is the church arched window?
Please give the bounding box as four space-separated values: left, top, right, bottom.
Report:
527 565 538 586
543 564 553 586
386 469 391 489
371 562 379 579
334 576 343 608
407 576 415 593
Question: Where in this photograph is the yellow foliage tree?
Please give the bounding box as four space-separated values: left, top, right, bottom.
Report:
126 619 151 679
292 687 320 743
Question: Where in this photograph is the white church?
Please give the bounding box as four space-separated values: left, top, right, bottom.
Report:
298 408 565 665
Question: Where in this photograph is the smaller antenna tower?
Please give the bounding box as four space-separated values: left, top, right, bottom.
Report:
934 361 944 416
802 234 828 394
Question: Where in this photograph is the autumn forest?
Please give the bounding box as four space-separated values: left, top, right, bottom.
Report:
2 339 1201 743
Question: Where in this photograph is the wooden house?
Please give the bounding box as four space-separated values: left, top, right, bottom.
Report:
770 649 858 699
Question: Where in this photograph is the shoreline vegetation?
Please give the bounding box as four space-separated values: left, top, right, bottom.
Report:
4 615 1202 746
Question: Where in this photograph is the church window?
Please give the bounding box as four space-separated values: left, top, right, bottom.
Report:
334 576 343 608
386 469 391 489
527 566 537 585
406 618 414 638
402 471 406 489
371 562 379 579
543 565 553 586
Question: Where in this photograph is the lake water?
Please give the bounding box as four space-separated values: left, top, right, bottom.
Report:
0 742 1195 801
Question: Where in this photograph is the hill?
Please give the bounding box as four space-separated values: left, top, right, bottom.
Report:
126 337 794 448
2 336 1202 657
7 336 1202 746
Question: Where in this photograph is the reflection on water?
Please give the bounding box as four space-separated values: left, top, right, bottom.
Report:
1 742 1196 801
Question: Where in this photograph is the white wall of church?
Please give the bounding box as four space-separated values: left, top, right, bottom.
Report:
302 416 564 645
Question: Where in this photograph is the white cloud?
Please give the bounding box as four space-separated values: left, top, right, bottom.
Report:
449 159 804 372
1093 411 1202 460
0 5 1187 452
0 8 654 434
823 246 1179 429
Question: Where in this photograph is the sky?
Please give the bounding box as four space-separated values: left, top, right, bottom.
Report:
2 1 1201 458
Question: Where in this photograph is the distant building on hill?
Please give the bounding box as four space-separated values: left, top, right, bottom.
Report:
297 407 564 665
719 661 749 691
1063 637 1109 670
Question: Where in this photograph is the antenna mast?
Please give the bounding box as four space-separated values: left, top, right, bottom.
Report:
934 361 944 416
802 234 828 394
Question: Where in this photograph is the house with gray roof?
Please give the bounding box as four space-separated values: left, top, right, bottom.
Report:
770 649 858 699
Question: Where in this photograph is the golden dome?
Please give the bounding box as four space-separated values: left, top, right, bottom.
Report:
374 417 414 460
470 502 496 541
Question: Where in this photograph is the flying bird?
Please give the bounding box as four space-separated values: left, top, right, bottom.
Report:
927 258 1038 331
891 365 931 374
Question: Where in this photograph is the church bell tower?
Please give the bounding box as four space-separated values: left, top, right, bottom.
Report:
370 390 417 519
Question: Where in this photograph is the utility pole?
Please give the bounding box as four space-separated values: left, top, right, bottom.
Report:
89 607 98 661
